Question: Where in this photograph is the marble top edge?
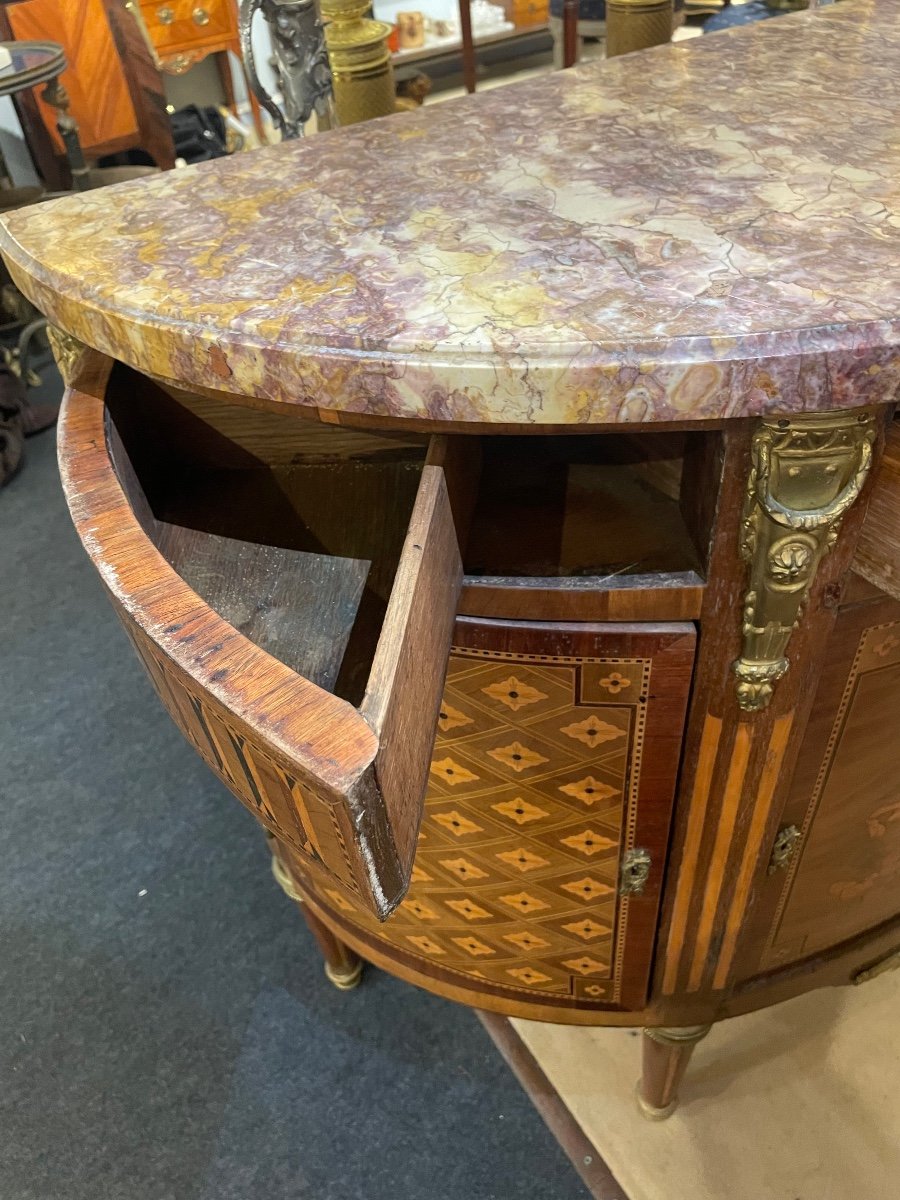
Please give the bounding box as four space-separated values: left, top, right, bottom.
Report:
2 0 900 426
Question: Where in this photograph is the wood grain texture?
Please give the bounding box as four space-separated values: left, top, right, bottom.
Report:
101 0 176 168
712 713 793 989
8 0 140 155
660 713 721 996
52 346 900 1049
477 1012 630 1200
638 1027 709 1116
737 596 900 974
360 466 464 876
459 572 704 623
686 723 752 992
150 383 428 464
155 522 369 690
425 433 482 555
57 350 464 918
464 437 703 581
853 420 900 601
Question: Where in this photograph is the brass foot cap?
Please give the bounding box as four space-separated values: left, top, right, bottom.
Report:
325 960 364 991
635 1082 678 1121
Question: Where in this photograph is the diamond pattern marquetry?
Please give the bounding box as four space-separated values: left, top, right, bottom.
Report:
307 646 655 1005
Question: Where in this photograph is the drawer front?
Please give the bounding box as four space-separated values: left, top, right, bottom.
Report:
58 352 463 920
512 0 549 26
298 616 696 1017
141 0 236 56
7 0 140 155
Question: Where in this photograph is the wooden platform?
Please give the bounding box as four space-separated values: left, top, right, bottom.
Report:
491 969 900 1200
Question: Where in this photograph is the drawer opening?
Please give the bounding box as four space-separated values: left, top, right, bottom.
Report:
105 366 432 706
63 351 465 918
463 432 719 581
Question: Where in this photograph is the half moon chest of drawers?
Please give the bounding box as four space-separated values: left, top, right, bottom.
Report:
4 0 900 1119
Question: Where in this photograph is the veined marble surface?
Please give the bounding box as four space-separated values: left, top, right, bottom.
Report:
2 0 900 426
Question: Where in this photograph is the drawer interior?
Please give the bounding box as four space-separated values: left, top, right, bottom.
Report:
105 366 431 705
463 433 716 579
104 366 719 697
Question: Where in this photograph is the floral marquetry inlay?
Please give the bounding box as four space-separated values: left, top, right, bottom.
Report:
487 741 550 773
437 704 474 732
431 810 483 836
481 676 548 711
563 956 608 976
431 759 479 786
559 776 619 806
560 877 616 903
452 936 495 957
560 716 626 748
491 798 550 825
598 673 632 695
439 857 489 881
444 898 492 921
496 847 551 873
562 918 611 941
560 829 618 857
500 891 552 914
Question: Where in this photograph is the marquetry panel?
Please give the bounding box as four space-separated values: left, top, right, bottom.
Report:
301 619 696 1015
759 610 900 968
120 609 362 898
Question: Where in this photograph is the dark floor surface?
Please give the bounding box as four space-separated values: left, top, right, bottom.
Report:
0 372 590 1200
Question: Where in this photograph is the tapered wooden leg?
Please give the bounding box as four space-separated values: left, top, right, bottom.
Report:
637 1025 711 1120
271 853 364 990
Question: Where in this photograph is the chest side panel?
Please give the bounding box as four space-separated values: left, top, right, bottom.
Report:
763 606 900 969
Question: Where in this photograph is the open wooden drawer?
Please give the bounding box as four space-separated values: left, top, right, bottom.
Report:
58 352 466 918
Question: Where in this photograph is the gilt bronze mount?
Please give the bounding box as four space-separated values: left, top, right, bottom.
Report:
733 410 877 712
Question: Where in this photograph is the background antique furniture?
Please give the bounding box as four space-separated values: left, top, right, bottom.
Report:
4 0 900 1121
0 0 175 188
126 0 267 137
0 40 90 188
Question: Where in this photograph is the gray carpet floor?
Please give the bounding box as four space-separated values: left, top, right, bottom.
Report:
0 369 589 1200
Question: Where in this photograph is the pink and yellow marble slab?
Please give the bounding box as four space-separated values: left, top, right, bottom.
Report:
1 0 900 426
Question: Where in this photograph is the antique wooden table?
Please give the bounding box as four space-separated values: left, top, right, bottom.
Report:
4 0 900 1121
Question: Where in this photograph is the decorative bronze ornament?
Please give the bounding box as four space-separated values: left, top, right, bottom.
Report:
733 411 877 712
853 949 900 985
620 847 652 895
239 0 335 138
767 824 801 874
46 326 88 387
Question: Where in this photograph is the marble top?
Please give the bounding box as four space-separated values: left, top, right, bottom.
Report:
2 0 900 426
